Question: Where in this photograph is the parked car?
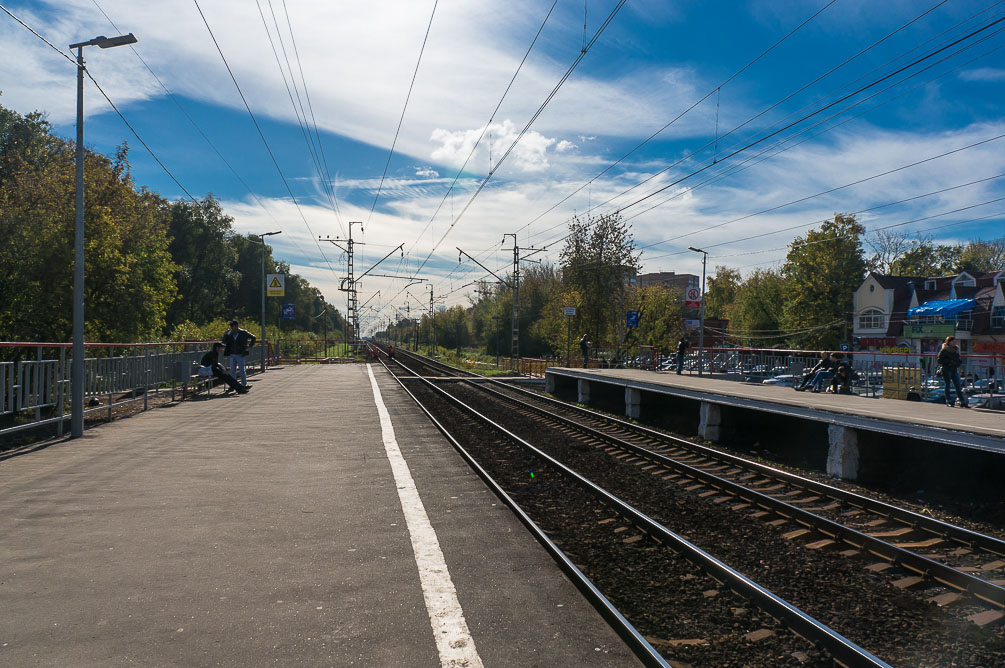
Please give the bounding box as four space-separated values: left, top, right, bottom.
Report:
763 374 799 387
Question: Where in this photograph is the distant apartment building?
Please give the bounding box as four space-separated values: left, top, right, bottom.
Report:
636 271 700 292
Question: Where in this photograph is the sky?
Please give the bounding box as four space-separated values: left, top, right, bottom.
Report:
3 0 1005 333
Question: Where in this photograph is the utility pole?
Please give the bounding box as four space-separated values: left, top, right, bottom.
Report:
428 285 436 355
321 222 362 353
688 247 708 376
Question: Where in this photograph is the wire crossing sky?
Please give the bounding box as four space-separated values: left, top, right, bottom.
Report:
3 0 1005 323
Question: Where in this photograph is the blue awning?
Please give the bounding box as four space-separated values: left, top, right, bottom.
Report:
908 298 976 319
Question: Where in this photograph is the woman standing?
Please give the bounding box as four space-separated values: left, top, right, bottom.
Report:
937 336 970 408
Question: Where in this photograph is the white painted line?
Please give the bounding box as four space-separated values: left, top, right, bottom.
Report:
366 364 484 668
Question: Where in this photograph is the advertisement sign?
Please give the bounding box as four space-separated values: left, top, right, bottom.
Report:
684 319 700 330
563 306 577 316
266 273 285 297
859 337 896 347
281 303 296 321
974 341 1005 354
903 322 955 339
684 287 701 309
626 311 639 328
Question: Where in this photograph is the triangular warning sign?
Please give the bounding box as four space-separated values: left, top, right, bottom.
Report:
269 277 282 288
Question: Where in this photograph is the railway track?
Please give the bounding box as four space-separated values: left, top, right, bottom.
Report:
377 348 897 667
388 347 1005 615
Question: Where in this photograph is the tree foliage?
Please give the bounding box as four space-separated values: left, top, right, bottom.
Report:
560 213 640 346
781 213 866 349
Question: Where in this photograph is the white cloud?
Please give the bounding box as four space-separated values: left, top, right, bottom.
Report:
415 166 439 177
959 68 1005 83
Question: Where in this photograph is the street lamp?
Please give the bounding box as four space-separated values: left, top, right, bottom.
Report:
69 32 137 438
688 247 708 377
256 231 282 372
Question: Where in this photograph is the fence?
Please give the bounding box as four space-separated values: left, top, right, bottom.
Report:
0 341 265 441
672 346 1003 399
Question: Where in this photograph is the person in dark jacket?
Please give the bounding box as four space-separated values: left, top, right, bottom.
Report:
201 343 249 394
937 336 969 408
797 352 834 392
830 354 856 394
222 320 256 388
579 334 590 368
674 337 688 375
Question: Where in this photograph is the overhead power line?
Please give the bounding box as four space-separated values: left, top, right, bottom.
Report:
408 0 627 281
367 0 438 224
1 2 200 203
191 0 341 280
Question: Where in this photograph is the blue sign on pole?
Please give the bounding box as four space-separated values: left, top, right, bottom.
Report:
282 303 296 321
626 311 639 328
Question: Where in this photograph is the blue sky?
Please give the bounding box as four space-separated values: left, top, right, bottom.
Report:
3 0 1005 331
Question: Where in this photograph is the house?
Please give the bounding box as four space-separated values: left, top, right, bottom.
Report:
852 270 1005 373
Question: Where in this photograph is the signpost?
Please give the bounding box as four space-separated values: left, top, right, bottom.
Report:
684 287 701 309
266 273 285 297
282 303 296 321
563 306 576 367
626 311 639 329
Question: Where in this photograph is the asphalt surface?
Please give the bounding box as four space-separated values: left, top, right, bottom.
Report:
0 364 642 668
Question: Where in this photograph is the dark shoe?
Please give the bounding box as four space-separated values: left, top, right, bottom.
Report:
237 386 249 394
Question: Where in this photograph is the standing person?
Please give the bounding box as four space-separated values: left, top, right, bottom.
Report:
674 336 689 375
579 334 591 368
200 343 249 394
222 319 256 388
937 336 969 408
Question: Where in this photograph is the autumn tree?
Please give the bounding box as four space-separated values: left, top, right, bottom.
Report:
705 266 740 319
781 213 866 349
725 269 786 345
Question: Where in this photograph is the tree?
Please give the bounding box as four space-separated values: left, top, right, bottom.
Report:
0 105 177 342
781 213 866 349
725 269 786 344
955 238 1005 274
626 286 683 350
705 266 740 319
867 230 912 273
165 195 238 328
888 235 959 276
560 213 640 346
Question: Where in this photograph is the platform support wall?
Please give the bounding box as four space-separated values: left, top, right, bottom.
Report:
577 379 590 404
698 401 722 442
545 373 556 394
625 387 641 419
826 424 860 480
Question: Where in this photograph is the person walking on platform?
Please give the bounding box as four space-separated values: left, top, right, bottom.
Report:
674 336 689 375
579 334 591 368
201 343 249 394
937 336 969 408
222 320 256 388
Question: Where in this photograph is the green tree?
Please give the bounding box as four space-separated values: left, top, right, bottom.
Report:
705 266 740 319
781 213 866 349
954 238 1005 274
0 105 176 342
725 269 786 344
625 285 683 350
165 195 238 328
888 235 959 276
560 213 640 346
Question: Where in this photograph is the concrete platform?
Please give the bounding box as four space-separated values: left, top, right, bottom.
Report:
546 367 1005 455
0 364 641 667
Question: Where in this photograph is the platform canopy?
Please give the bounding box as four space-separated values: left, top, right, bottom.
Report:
908 298 977 319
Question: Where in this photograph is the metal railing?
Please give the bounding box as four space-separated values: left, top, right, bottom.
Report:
0 341 265 441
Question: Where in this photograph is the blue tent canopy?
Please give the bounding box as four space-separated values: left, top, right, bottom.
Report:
908 298 977 319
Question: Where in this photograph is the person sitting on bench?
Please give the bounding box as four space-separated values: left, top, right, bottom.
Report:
201 343 249 394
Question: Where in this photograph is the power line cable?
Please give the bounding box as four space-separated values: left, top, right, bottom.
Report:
191 0 341 280
408 0 627 281
367 0 438 224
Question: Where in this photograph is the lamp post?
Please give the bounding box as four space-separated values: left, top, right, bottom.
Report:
68 32 137 439
256 231 282 372
688 247 708 377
